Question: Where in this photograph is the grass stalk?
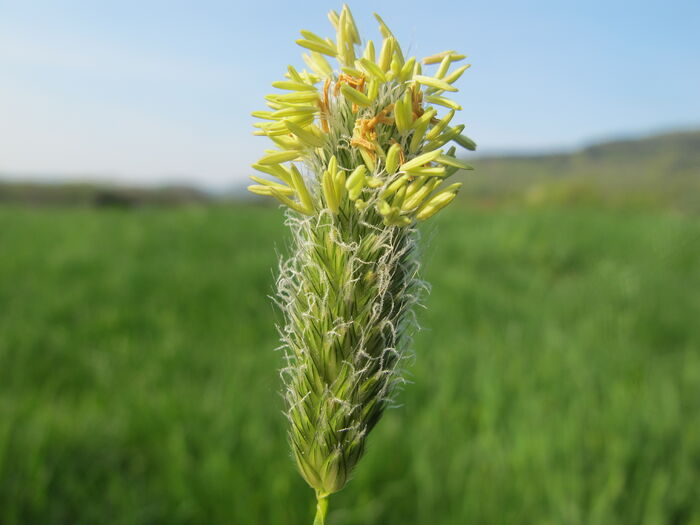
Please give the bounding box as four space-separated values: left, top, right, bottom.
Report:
313 492 329 525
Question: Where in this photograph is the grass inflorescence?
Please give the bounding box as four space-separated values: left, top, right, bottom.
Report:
248 4 477 522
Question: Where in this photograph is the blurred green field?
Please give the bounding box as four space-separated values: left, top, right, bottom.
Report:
1 204 699 525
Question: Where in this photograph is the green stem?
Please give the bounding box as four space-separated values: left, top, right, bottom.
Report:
313 492 329 525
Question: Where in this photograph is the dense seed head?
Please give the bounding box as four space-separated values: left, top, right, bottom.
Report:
250 3 476 502
277 207 424 495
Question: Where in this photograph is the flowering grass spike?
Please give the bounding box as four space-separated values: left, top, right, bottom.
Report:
249 6 476 523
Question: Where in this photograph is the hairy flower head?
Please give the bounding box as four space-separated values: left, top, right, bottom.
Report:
249 6 476 523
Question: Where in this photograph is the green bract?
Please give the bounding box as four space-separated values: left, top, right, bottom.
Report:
249 5 476 524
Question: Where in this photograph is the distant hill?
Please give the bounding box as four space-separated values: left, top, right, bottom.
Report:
464 129 700 210
0 181 211 208
2 129 698 211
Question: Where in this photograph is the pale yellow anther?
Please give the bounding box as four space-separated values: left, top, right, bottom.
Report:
347 183 363 201
296 38 338 57
249 176 296 195
346 165 367 187
258 150 300 165
328 155 338 177
269 187 313 215
358 58 387 82
390 55 402 80
355 199 368 211
336 7 347 44
435 55 452 79
377 199 392 216
271 106 318 119
413 61 422 77
392 215 412 227
333 169 346 202
251 110 275 120
366 176 383 188
425 95 462 110
283 120 325 148
402 178 440 211
345 165 367 201
399 57 416 82
392 184 407 209
269 134 302 151
299 70 320 85
249 179 292 194
383 174 409 197
362 40 376 62
385 143 402 174
359 149 376 172
334 169 345 189
436 155 473 171
393 42 405 68
300 30 330 45
247 184 275 196
423 50 457 65
367 79 379 101
269 113 316 125
425 124 466 150
272 91 320 104
272 80 316 92
327 9 339 30
322 169 339 214
454 134 477 151
287 65 304 82
416 191 457 220
400 90 413 126
413 75 457 92
403 166 446 177
340 84 372 106
341 66 364 77
336 8 354 66
252 130 268 137
409 118 431 153
288 165 314 212
425 110 455 141
400 149 443 171
373 12 395 39
439 182 463 195
303 53 334 78
378 37 394 72
404 175 426 198
379 200 410 226
252 163 293 184
342 4 361 45
394 97 409 133
443 64 471 84
411 108 437 131
254 115 315 136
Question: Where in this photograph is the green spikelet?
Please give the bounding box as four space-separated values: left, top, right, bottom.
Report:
279 200 422 495
250 5 476 523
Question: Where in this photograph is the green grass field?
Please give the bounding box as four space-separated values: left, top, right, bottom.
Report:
1 204 698 524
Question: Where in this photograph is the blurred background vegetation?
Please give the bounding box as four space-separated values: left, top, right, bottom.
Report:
1 129 699 524
4 129 699 211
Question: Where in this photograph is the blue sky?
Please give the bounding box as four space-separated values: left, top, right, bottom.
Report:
1 0 698 189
